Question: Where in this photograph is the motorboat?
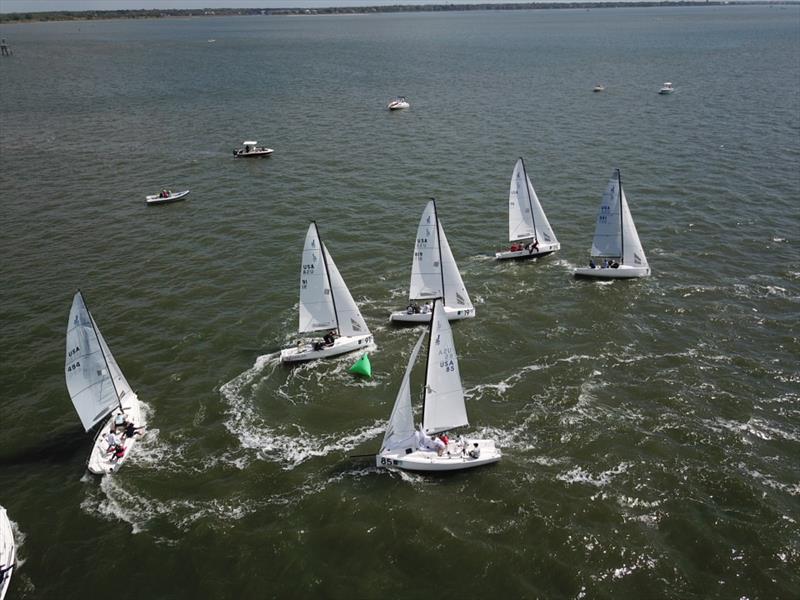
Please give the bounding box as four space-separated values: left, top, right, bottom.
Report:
593 84 605 92
387 96 410 110
659 82 674 94
233 141 274 158
145 189 190 205
0 506 14 600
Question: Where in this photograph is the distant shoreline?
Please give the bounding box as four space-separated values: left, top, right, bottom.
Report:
1 1 798 24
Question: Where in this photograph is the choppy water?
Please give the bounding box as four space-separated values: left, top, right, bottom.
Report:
0 5 798 599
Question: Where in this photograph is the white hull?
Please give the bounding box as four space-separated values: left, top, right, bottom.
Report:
376 439 501 472
233 149 273 157
280 334 373 363
0 507 14 600
389 305 475 323
495 242 560 261
145 190 190 205
574 265 650 279
86 394 144 475
387 101 409 110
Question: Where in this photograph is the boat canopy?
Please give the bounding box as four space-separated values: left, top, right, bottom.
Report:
243 141 258 146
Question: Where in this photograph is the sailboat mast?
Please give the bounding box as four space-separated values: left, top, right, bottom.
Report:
420 299 436 429
617 169 624 264
520 157 538 242
314 221 341 334
431 198 446 305
80 289 124 414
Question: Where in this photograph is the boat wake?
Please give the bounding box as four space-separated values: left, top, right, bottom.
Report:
221 353 385 470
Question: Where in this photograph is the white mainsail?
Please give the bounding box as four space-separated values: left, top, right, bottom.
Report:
590 170 648 268
298 223 337 333
508 158 558 246
408 200 443 300
323 243 370 337
65 291 129 432
422 301 469 434
407 200 472 311
379 331 426 454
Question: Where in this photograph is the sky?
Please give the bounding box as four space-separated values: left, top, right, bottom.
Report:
1 0 580 13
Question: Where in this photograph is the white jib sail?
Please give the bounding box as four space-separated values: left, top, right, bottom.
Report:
65 291 127 432
590 170 623 258
620 187 648 268
422 301 469 435
322 242 370 338
438 222 473 310
380 331 427 454
526 171 558 246
408 200 443 300
298 223 337 333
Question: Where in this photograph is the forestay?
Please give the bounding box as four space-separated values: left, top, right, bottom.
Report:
298 223 337 333
379 332 426 454
422 301 469 434
65 291 130 432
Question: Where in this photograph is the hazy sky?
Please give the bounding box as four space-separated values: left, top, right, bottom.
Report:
2 0 574 13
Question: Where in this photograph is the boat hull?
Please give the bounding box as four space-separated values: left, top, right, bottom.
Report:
389 305 475 323
87 394 144 475
280 334 373 363
387 102 409 110
495 242 560 261
376 439 501 472
0 506 14 600
145 190 190 205
233 148 273 157
574 265 650 279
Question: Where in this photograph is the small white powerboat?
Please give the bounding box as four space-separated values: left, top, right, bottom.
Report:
145 189 190 205
659 82 674 94
233 141 274 158
387 96 410 111
593 84 605 92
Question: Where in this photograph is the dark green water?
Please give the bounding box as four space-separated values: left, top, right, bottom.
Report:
0 6 798 599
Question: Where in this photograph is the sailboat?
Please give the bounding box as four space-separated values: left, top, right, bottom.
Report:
0 506 13 600
389 199 475 323
280 222 373 362
377 300 501 472
574 169 651 279
495 157 560 260
65 290 144 475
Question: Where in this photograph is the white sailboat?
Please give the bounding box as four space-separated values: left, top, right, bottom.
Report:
65 290 145 475
389 199 475 323
280 222 373 362
0 506 13 600
377 300 501 472
574 169 651 279
495 157 560 260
